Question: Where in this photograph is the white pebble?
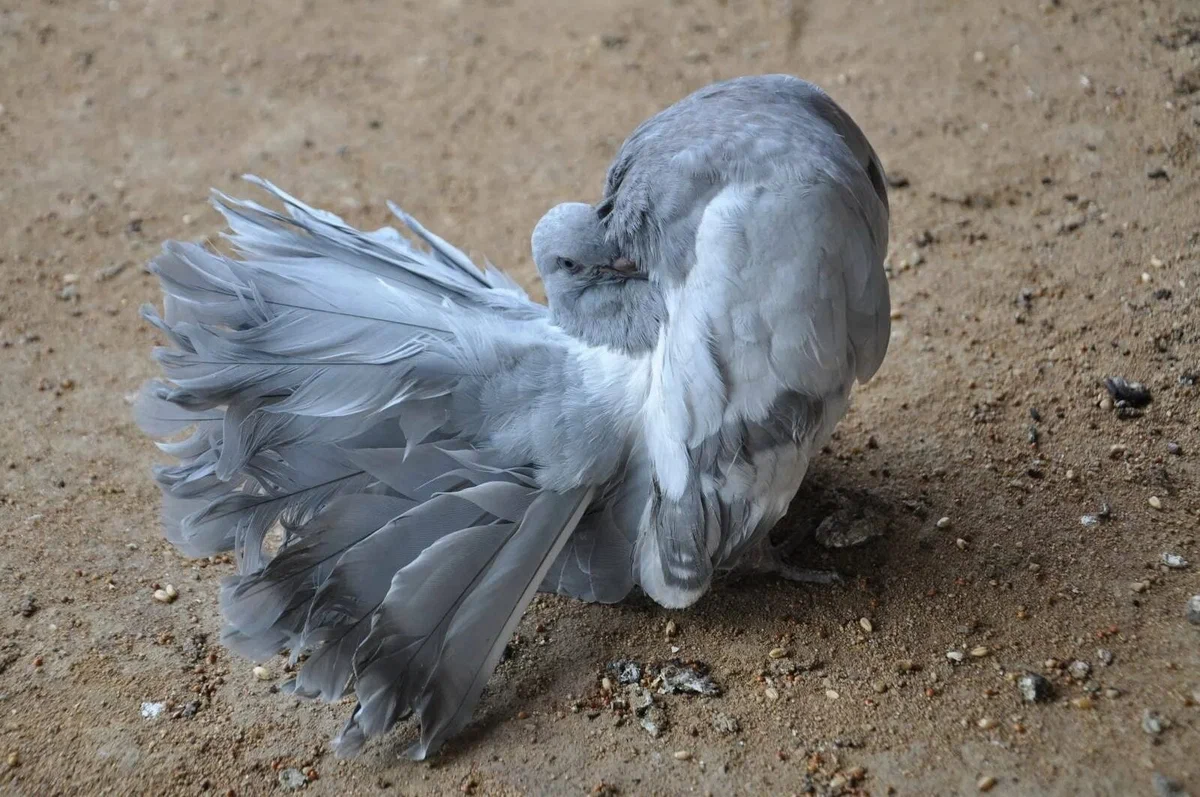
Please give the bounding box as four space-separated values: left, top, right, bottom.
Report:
140 701 165 719
768 647 788 659
152 589 173 604
673 750 692 761
164 584 178 600
1161 553 1188 569
252 665 272 681
859 617 874 634
973 50 986 63
825 689 839 700
1148 496 1162 510
946 650 965 663
936 516 952 529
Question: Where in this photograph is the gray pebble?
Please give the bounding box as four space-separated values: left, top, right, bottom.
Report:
639 705 668 738
1068 660 1091 681
1097 648 1114 666
1161 553 1189 570
711 711 740 735
1141 710 1168 735
1018 673 1054 703
278 768 309 790
1187 595 1200 626
1151 773 1188 797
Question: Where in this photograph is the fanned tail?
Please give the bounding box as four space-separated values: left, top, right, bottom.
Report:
135 177 643 759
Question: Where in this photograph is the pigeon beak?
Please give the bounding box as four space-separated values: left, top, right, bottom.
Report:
606 257 646 279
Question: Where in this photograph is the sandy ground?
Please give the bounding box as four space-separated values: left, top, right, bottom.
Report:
2 0 1199 794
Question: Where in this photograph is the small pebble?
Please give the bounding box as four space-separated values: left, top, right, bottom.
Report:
825 689 840 700
955 538 968 550
768 647 788 659
764 686 779 701
1149 496 1163 510
152 589 174 604
664 620 678 638
859 617 874 634
977 717 998 730
872 681 888 694
673 750 692 761
164 584 178 599
1152 773 1187 797
946 651 965 663
1097 648 1114 666
973 50 986 63
252 665 272 681
1131 581 1150 594
278 768 308 791
1104 688 1122 699
1166 442 1182 456
712 712 740 734
829 774 847 789
140 702 165 719
7 752 20 768
970 646 990 658
1068 660 1092 680
1142 710 1167 735
1018 673 1054 703
1187 595 1200 626
601 677 613 692
1161 553 1188 569
936 516 952 529
1081 515 1101 527
977 775 997 792
1071 696 1094 710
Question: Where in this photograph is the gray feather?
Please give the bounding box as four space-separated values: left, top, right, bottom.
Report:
333 485 594 759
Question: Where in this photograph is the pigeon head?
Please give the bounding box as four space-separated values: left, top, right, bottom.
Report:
531 202 663 354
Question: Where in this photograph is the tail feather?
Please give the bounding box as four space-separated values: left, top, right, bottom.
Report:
333 485 595 759
135 177 639 759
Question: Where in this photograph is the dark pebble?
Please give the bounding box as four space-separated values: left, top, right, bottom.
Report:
1104 377 1152 408
1152 773 1187 797
1018 672 1054 703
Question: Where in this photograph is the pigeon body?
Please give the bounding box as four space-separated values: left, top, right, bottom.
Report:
597 75 891 607
135 74 889 759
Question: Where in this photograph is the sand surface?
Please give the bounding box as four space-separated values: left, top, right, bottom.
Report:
1 0 1198 794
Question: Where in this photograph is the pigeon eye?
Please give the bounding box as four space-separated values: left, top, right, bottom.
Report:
558 258 581 273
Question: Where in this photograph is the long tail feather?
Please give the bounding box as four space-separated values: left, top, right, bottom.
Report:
333 485 595 759
135 177 643 759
